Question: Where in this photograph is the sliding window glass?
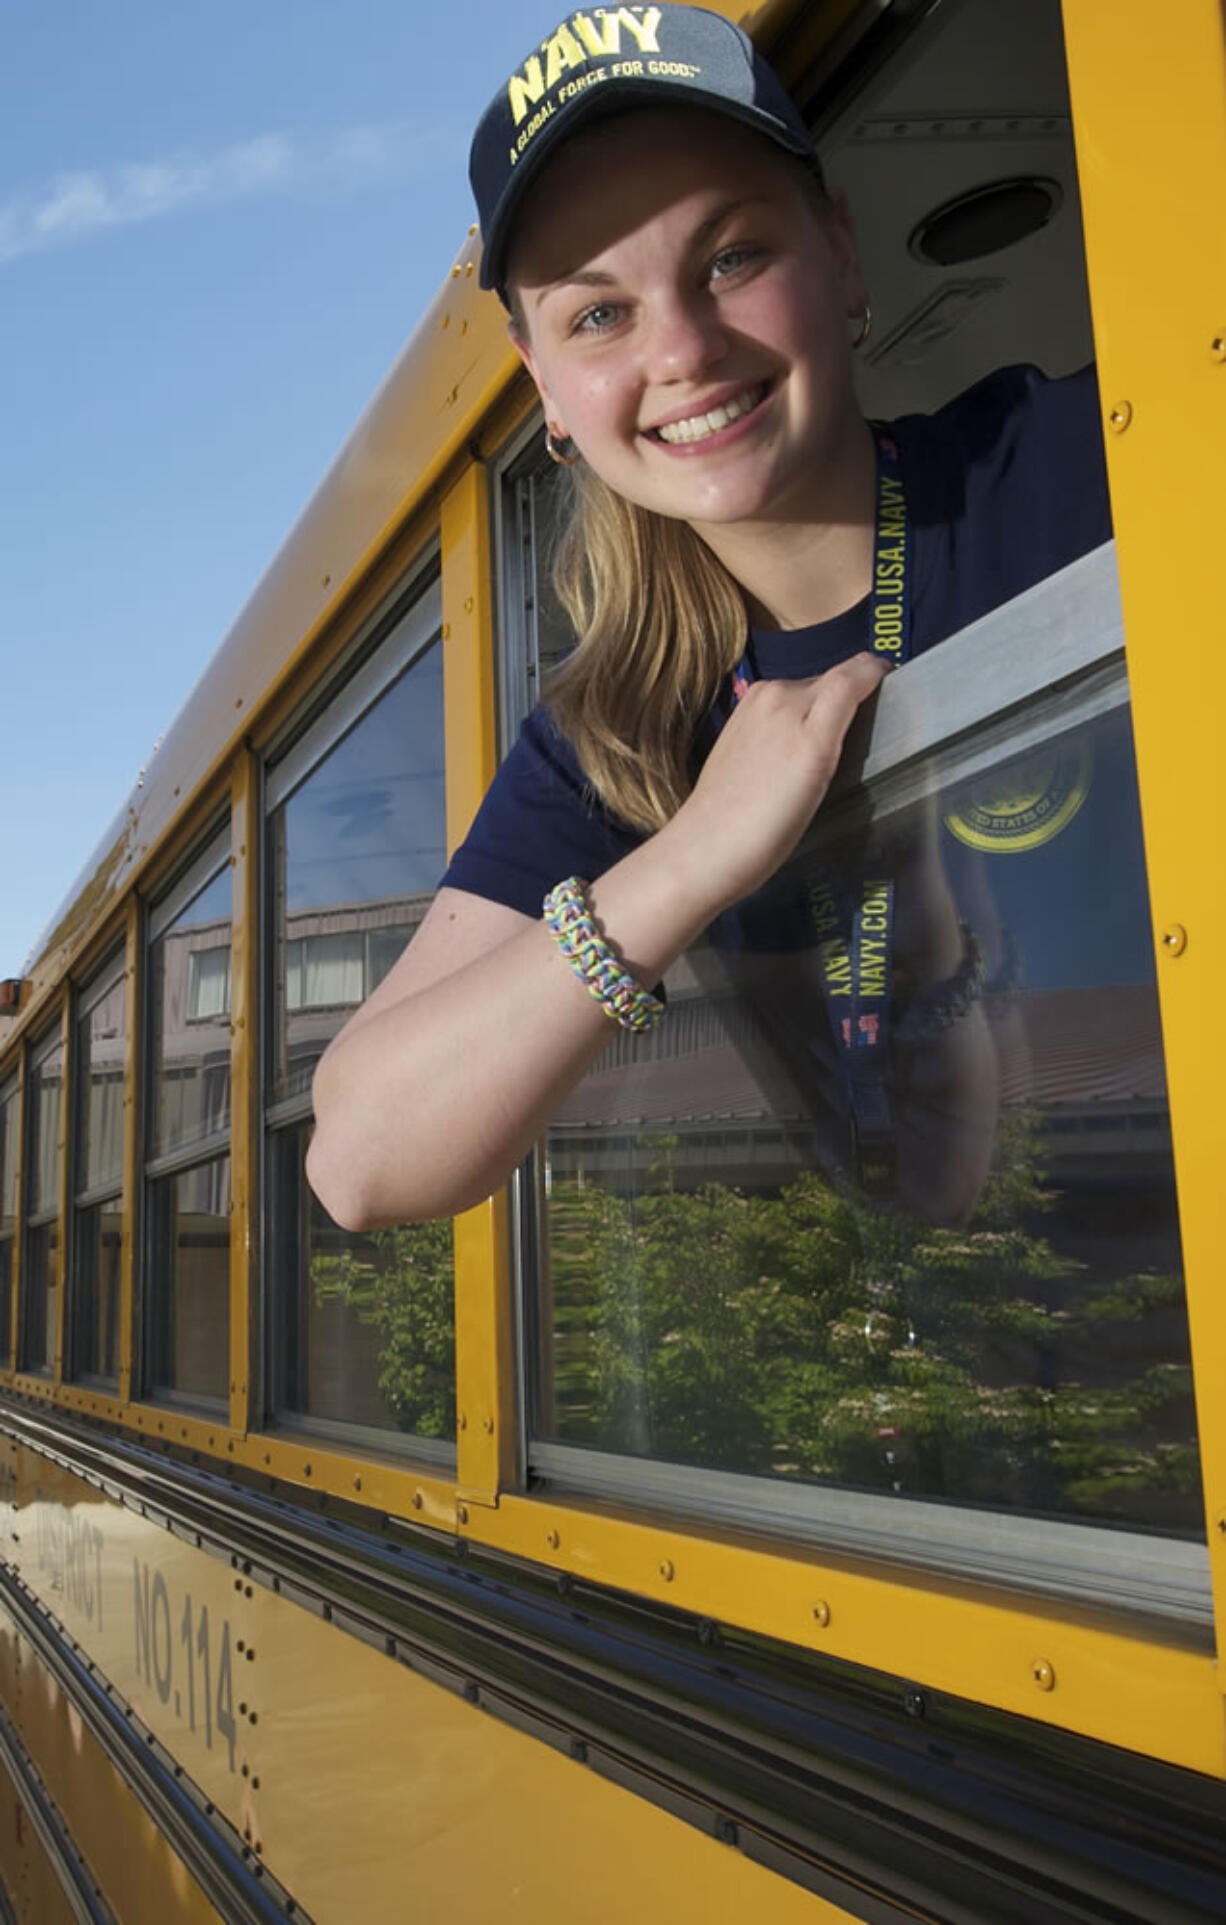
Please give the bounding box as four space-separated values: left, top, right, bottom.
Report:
71 950 125 1384
265 576 455 1455
145 830 231 1407
0 1074 18 1365
22 1025 63 1374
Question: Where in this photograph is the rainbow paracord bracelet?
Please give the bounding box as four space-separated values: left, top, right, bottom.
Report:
542 877 665 1033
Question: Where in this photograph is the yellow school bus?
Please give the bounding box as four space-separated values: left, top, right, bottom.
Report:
1 1 1224 1918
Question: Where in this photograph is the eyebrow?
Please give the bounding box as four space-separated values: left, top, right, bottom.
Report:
530 196 771 311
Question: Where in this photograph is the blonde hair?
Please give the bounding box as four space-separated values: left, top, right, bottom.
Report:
546 465 747 834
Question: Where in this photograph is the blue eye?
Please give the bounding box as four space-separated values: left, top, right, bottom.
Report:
572 301 622 335
711 243 760 281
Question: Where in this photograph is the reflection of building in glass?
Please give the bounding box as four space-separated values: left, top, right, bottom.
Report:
549 979 1172 1193
157 912 232 1159
278 894 430 1100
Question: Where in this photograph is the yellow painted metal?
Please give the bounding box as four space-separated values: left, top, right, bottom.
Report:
440 459 499 859
228 753 259 1438
1061 0 1226 1664
0 1608 223 1924
119 893 141 1406
3 1443 854 1923
465 1491 1222 1777
52 995 70 1387
0 1744 80 1925
441 461 518 1505
453 1192 514 1507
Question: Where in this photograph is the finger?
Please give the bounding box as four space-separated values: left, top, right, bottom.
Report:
803 651 890 725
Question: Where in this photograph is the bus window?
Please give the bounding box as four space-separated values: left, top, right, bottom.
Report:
70 949 125 1385
0 1073 19 1366
21 1023 64 1376
264 579 455 1456
145 831 232 1408
498 0 1204 1622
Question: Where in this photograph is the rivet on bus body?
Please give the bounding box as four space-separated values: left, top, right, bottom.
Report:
483 1417 494 1435
1161 924 1187 957
412 1490 424 1510
464 597 474 614
546 1529 561 1550
1032 1659 1055 1691
1212 334 1226 362
812 1600 831 1628
353 1475 362 1492
457 1503 469 1525
659 1559 675 1582
459 1411 467 1430
1107 401 1132 433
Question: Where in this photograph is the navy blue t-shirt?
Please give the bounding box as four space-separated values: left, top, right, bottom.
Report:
442 364 1111 916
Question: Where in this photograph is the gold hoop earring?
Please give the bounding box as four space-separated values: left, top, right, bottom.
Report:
545 428 580 467
851 303 872 351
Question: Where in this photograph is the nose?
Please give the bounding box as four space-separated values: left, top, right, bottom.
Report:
641 287 728 385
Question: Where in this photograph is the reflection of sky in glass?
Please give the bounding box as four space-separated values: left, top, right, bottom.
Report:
173 861 232 935
285 643 444 914
942 707 1154 991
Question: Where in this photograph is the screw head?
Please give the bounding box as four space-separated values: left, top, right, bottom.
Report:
1161 923 1187 956
412 1490 424 1511
812 1600 831 1629
1108 399 1132 432
456 1503 469 1526
546 1529 561 1551
658 1558 675 1582
1212 334 1226 362
1032 1659 1056 1691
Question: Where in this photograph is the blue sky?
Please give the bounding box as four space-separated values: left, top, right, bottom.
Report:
1 0 546 972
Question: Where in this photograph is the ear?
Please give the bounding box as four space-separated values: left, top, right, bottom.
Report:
825 187 869 320
508 319 567 439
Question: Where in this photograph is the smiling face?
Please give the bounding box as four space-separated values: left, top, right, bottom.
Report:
507 108 868 539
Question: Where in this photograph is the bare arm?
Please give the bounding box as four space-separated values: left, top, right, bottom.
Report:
307 655 888 1227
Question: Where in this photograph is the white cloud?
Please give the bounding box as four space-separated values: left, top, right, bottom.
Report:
0 122 445 265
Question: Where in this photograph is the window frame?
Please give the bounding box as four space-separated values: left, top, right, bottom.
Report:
261 567 455 1462
20 1014 67 1377
0 1066 20 1368
69 946 127 1385
141 822 233 1411
495 400 1206 1624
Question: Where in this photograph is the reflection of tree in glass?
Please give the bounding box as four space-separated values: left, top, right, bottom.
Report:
546 1114 1199 1530
311 1220 456 1439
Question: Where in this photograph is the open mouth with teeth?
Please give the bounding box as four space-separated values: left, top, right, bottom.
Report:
648 380 772 446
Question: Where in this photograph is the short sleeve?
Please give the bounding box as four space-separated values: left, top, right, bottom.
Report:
901 363 1113 647
439 706 646 916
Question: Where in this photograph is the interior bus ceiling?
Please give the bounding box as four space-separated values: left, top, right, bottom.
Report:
825 0 1094 416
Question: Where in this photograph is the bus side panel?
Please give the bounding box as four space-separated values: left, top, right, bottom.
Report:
0 1754 78 1925
4 1441 857 1924
0 1599 222 1925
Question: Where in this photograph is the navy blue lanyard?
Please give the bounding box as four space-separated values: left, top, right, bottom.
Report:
732 431 911 1197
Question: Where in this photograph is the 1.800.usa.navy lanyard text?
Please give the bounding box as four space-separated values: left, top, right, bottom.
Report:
731 431 911 1197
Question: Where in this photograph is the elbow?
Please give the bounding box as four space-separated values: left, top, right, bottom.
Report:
306 1105 494 1230
305 1125 383 1234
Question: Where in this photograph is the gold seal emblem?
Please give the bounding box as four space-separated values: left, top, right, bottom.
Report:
943 741 1092 854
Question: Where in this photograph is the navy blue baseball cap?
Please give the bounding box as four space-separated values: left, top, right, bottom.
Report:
469 6 816 295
